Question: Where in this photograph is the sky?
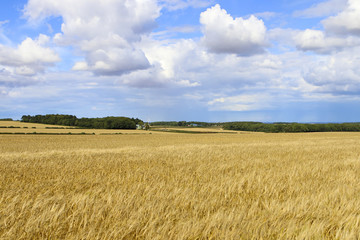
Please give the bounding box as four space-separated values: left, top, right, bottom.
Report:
1 0 360 122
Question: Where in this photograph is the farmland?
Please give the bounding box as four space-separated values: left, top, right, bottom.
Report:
1 125 360 239
0 121 151 135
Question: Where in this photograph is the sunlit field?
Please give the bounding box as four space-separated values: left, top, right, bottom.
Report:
0 121 154 135
1 131 360 239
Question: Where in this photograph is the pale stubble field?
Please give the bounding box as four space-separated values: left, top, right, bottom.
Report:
1 131 360 239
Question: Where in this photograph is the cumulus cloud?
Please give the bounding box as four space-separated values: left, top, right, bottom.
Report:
303 49 360 93
24 0 160 76
118 64 168 88
0 34 59 76
293 0 360 54
200 4 267 56
73 48 150 76
118 39 202 88
0 67 39 88
24 0 159 38
295 29 360 53
12 0 356 113
322 0 360 35
119 66 199 88
140 34 309 103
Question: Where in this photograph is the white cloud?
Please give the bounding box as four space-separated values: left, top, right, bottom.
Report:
141 38 209 78
24 0 160 76
24 0 160 37
0 21 11 45
111 33 287 91
131 38 211 88
72 62 88 71
292 1 360 54
118 39 201 88
303 49 360 93
0 34 59 76
293 0 347 18
118 64 168 88
15 35 59 64
295 29 360 53
0 67 39 88
253 12 277 20
6 0 357 117
169 25 198 33
176 79 200 87
14 66 37 76
200 4 267 56
160 0 213 11
254 58 282 69
208 94 272 111
322 0 360 35
0 21 9 26
139 34 312 103
75 48 150 76
268 28 302 49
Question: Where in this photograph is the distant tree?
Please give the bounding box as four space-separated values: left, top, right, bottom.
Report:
223 121 360 133
19 114 141 129
178 121 187 126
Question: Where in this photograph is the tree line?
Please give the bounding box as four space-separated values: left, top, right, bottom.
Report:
21 114 143 129
223 122 360 133
150 121 220 127
19 116 360 132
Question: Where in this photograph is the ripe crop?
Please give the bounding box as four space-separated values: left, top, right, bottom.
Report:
1 132 360 239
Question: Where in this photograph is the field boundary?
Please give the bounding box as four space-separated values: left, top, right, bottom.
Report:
151 129 237 134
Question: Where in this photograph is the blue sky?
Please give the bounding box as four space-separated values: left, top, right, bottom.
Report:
1 0 360 122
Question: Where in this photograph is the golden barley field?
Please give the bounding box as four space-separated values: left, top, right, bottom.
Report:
1 130 360 239
0 121 155 135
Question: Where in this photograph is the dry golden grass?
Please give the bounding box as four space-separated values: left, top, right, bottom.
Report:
0 121 77 129
152 127 239 133
0 121 156 135
1 132 360 239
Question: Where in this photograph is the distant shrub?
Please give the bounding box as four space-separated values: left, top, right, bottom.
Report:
0 118 13 121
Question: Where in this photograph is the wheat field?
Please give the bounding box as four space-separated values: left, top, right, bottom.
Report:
0 121 157 135
1 132 360 239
